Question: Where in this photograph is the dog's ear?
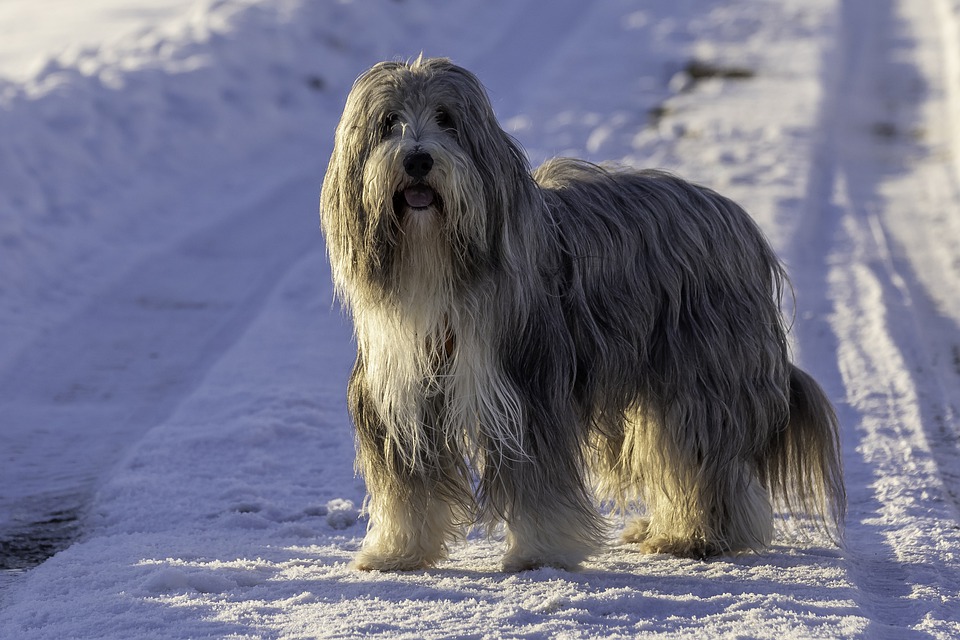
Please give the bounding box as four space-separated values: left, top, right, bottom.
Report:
437 64 536 250
441 64 529 175
323 62 414 296
321 136 360 296
321 79 375 296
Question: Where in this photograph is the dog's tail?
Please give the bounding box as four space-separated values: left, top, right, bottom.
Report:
762 365 846 541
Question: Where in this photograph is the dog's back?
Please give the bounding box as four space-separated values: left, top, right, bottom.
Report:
533 158 844 554
533 157 790 413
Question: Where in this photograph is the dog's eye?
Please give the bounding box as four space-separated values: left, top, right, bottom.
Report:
382 112 400 135
435 107 454 130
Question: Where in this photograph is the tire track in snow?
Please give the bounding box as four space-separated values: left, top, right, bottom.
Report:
464 0 594 115
0 174 321 570
793 0 960 635
458 0 653 165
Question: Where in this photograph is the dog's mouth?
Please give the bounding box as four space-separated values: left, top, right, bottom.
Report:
404 184 436 209
393 184 441 219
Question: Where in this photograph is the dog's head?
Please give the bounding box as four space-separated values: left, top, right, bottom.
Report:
321 57 533 303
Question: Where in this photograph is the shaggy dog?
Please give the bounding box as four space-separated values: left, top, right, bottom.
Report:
320 56 844 572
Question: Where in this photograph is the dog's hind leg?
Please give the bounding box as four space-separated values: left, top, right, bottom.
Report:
620 404 775 558
635 468 773 558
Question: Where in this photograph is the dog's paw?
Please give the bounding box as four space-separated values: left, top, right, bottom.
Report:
501 555 543 573
638 535 715 560
501 548 585 573
622 519 717 558
620 518 652 544
351 549 434 572
501 555 578 573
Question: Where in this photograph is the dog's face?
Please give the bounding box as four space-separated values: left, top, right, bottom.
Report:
321 57 531 301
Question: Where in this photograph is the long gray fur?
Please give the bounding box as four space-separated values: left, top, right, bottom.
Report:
320 56 845 571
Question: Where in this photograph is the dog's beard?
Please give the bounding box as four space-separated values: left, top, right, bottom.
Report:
353 143 456 432
393 188 443 244
393 207 450 315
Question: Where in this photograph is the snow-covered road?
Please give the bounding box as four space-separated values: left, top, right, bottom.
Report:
1 0 958 637
793 0 960 632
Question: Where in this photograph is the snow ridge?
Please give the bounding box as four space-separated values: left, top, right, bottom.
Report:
791 0 960 634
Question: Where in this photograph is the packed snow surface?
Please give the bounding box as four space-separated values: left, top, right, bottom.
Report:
1 0 959 638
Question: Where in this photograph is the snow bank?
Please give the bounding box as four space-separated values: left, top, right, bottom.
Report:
0 0 383 365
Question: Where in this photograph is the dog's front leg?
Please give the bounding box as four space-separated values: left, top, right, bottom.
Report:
479 421 608 572
353 467 464 571
348 361 470 571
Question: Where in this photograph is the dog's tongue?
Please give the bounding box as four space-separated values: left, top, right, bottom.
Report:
403 185 435 209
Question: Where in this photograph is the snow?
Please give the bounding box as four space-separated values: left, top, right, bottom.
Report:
0 0 200 82
1 0 959 638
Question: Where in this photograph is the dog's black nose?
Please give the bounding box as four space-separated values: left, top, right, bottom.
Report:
403 151 434 179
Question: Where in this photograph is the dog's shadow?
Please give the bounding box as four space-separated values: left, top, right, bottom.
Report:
289 540 859 637
124 529 860 638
